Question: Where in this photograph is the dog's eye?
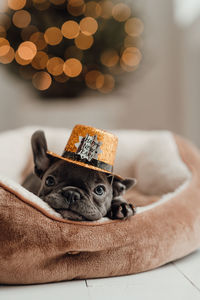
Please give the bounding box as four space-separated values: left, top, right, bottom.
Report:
45 176 55 187
94 185 105 196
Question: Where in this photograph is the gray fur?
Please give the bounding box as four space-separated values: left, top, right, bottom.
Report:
23 130 136 221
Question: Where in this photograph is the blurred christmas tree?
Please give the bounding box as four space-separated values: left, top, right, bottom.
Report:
0 0 144 97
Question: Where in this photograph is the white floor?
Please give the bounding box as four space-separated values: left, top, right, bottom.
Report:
1 249 200 300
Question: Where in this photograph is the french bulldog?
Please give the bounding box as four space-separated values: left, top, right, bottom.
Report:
23 131 136 221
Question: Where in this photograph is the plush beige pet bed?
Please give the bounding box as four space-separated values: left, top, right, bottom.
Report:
0 127 200 285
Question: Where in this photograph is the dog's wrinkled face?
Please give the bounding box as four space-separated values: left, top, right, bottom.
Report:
39 160 113 221
30 130 135 221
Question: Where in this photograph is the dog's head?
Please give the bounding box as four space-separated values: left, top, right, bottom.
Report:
31 130 135 221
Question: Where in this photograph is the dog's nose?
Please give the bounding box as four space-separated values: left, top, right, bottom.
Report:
62 188 81 203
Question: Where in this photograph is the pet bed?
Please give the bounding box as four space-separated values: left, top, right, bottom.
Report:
0 127 200 285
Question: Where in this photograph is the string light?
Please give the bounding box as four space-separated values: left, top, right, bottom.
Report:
0 0 143 94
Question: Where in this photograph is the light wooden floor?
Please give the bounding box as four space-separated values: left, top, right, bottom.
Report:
1 249 200 300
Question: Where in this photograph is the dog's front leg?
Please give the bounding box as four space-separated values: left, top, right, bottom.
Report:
107 197 136 220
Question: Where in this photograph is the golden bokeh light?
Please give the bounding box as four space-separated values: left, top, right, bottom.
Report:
85 70 104 89
0 26 6 38
44 27 63 45
0 38 10 57
112 3 131 22
19 65 36 80
124 35 142 48
121 47 142 67
120 60 138 72
21 25 38 40
101 49 119 67
50 0 66 5
84 1 101 18
29 32 47 50
12 10 31 28
64 45 83 60
125 18 144 37
0 14 11 30
75 32 93 50
0 0 143 94
33 0 50 11
18 41 37 60
61 21 80 39
98 74 115 93
67 0 86 16
15 49 32 65
100 1 113 19
80 17 98 36
63 58 82 77
8 0 26 10
54 73 69 83
47 57 64 76
32 71 52 90
0 46 14 64
31 51 48 70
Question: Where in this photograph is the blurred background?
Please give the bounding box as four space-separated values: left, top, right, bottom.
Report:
0 0 200 146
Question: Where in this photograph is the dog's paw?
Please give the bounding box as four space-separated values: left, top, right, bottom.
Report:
108 200 136 220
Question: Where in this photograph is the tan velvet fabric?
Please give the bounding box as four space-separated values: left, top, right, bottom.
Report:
0 135 200 284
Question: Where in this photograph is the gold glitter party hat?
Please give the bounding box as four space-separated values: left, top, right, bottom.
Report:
47 124 120 177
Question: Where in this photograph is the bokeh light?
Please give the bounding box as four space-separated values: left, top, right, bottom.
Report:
63 58 82 77
80 17 98 35
15 50 32 65
85 70 104 89
18 41 37 60
101 49 119 67
0 46 14 64
32 71 52 90
50 0 66 5
47 57 64 76
100 1 113 19
75 32 94 50
61 21 80 39
0 26 6 38
121 47 142 67
0 38 10 56
67 0 86 16
12 10 31 28
112 3 131 22
0 0 143 94
21 25 38 40
84 1 101 18
31 51 48 70
98 74 115 93
8 0 26 11
125 17 144 37
44 27 63 45
29 32 47 50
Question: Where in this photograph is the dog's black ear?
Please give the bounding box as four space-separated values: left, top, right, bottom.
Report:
112 177 136 197
31 130 51 178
